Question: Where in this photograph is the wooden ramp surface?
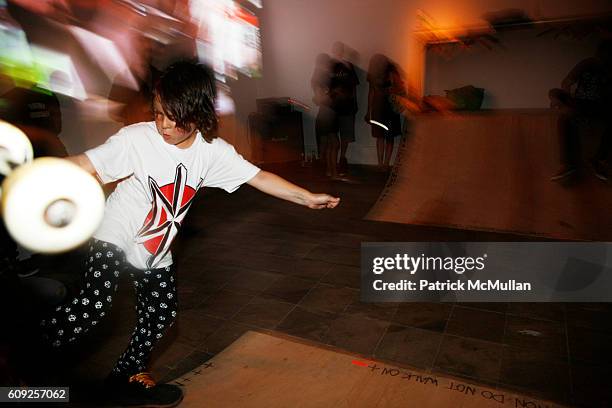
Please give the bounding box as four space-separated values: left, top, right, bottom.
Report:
174 331 566 408
366 111 612 240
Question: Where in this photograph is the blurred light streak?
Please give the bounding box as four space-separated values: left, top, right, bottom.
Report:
67 25 138 90
30 45 87 100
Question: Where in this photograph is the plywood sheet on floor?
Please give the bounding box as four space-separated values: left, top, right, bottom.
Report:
174 331 565 408
366 111 612 240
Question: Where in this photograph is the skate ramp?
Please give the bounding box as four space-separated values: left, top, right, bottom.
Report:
174 331 564 408
366 111 612 240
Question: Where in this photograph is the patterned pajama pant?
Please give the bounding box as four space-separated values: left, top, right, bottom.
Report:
41 239 178 376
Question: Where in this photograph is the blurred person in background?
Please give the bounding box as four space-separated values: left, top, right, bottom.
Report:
365 54 402 170
311 52 341 179
329 41 359 176
550 40 612 182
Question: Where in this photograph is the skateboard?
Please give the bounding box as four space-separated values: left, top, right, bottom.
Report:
0 120 105 253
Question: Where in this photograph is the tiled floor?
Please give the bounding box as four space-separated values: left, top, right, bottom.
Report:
13 164 612 407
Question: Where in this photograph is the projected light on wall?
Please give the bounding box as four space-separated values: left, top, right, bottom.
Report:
29 46 87 100
0 39 86 100
190 0 263 81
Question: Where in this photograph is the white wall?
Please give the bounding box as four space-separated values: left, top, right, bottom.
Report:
257 0 423 164
257 0 612 164
425 29 600 109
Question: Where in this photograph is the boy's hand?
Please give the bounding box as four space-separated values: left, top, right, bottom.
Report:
306 193 340 209
247 170 340 209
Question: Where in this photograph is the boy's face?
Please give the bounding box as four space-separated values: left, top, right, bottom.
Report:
153 97 197 149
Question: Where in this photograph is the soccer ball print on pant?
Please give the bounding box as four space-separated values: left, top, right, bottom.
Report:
113 264 177 375
40 239 123 347
40 238 178 376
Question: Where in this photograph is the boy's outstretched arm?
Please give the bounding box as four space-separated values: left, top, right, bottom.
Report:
247 170 340 209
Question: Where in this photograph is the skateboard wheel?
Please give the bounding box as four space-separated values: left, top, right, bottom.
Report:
0 120 33 178
1 157 105 253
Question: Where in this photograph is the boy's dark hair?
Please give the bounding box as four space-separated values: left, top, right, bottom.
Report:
154 60 218 142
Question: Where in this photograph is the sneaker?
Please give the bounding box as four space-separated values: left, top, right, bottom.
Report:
591 159 609 181
551 165 577 181
105 372 183 408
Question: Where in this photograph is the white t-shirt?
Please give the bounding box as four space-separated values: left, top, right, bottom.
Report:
85 121 260 270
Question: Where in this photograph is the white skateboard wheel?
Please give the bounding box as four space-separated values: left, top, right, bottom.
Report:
1 157 105 253
0 120 33 177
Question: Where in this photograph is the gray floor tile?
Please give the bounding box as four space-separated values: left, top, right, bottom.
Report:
232 296 295 329
326 314 389 355
197 289 254 319
393 302 452 332
570 361 612 407
446 306 505 343
223 270 281 295
261 275 316 304
344 301 398 321
566 305 612 333
433 335 503 383
199 321 255 354
506 302 566 322
567 325 612 365
504 316 567 357
298 283 359 313
306 244 360 266
175 309 224 347
375 325 442 370
499 347 570 403
320 264 361 288
289 258 334 281
276 306 336 343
